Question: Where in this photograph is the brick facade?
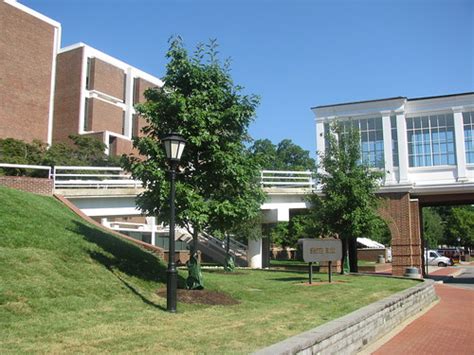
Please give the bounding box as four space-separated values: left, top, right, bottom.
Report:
133 77 156 104
378 192 422 276
0 176 53 195
109 136 134 156
0 1 58 144
53 47 83 144
88 58 125 100
87 98 124 134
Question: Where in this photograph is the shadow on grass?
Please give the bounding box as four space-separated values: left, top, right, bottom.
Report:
69 220 186 288
92 252 166 311
270 276 310 282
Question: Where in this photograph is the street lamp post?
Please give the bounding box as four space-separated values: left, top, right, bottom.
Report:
162 133 186 313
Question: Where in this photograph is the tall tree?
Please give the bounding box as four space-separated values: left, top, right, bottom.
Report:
249 138 315 171
422 207 444 249
308 122 384 273
445 206 474 250
123 37 265 284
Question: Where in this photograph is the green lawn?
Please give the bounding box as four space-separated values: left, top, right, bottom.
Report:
0 187 416 353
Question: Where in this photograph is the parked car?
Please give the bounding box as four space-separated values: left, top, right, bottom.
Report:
424 250 453 267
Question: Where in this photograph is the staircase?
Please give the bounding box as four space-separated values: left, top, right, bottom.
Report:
179 232 248 267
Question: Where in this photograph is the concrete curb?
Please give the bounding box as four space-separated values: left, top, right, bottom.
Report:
254 278 436 355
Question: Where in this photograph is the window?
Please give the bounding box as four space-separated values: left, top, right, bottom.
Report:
407 113 456 167
83 98 89 131
343 117 384 168
122 111 126 136
463 111 474 164
323 118 385 168
86 58 91 90
391 116 399 167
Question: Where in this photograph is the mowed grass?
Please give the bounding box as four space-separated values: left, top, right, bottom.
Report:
0 187 417 354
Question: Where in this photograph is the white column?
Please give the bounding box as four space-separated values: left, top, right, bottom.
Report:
146 216 156 246
78 46 89 133
100 217 109 227
248 238 262 269
453 107 467 181
396 112 409 183
123 68 134 138
316 120 325 157
277 208 290 222
381 112 394 184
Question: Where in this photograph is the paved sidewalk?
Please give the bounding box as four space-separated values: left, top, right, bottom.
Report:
372 283 474 355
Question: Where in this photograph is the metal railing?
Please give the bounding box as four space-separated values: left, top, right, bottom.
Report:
53 166 142 189
1 162 315 192
0 163 52 178
260 170 315 190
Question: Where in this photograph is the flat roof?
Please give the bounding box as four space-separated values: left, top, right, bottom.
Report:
312 92 474 110
312 96 406 110
407 92 474 102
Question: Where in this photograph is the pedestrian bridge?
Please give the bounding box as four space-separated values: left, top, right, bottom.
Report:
50 166 314 222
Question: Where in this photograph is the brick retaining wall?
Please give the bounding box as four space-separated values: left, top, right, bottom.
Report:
0 176 53 195
254 278 436 355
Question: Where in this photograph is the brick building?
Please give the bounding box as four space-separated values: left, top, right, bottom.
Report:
1 0 162 155
0 0 60 145
53 43 163 155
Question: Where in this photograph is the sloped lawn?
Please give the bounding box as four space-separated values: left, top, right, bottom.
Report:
0 187 416 353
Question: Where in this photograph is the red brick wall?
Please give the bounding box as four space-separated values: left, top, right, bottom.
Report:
133 78 156 104
113 136 134 156
53 47 84 144
87 98 124 134
378 192 422 276
89 58 125 100
0 176 53 195
357 248 388 262
0 2 56 143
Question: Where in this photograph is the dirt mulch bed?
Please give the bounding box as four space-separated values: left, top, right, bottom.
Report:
156 288 240 305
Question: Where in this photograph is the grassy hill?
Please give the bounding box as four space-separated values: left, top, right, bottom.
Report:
0 186 417 353
0 186 173 351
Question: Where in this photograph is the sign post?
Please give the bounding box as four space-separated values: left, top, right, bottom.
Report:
300 238 342 283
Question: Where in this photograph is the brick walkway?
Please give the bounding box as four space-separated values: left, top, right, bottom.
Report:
428 266 462 277
373 284 474 355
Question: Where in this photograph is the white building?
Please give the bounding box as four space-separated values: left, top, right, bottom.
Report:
313 93 474 191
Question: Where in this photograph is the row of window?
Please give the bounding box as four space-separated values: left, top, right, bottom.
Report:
323 111 474 168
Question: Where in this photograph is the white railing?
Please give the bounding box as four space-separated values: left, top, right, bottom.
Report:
200 232 247 257
1 162 315 192
260 170 315 190
0 163 52 178
53 166 142 189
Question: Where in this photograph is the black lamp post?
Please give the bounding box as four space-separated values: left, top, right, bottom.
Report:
162 132 186 313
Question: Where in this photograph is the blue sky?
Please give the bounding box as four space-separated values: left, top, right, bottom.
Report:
22 0 473 157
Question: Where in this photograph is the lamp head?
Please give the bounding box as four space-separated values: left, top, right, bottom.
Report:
162 133 186 162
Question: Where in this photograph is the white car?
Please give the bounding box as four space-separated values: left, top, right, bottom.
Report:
424 250 453 267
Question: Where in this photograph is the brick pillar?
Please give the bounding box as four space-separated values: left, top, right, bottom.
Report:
378 192 422 276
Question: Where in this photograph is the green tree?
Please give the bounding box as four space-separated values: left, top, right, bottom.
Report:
0 135 119 171
308 122 384 273
0 138 46 175
422 207 444 249
445 206 474 249
249 138 315 171
123 37 265 282
248 139 277 170
44 134 120 166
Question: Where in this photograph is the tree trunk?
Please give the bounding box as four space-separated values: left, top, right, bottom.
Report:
348 237 358 272
192 228 199 257
340 237 348 275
